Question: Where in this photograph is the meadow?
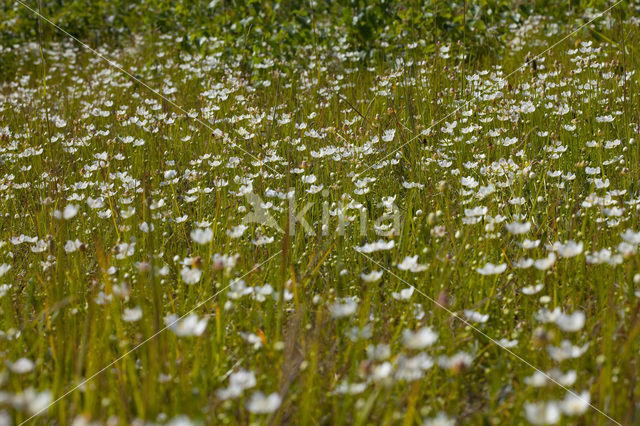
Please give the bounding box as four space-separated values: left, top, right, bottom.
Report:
1 0 640 424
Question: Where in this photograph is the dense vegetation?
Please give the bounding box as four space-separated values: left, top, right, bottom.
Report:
1 0 640 425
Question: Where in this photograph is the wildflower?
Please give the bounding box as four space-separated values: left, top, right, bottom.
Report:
561 391 590 416
180 266 202 285
7 358 35 374
423 413 455 426
11 388 52 416
464 310 489 323
165 313 208 337
227 224 248 239
122 306 143 322
191 227 213 245
0 264 10 278
556 311 585 332
360 270 383 282
253 235 275 246
64 239 83 253
62 204 80 220
240 332 264 349
534 252 556 270
392 287 414 301
515 258 535 269
547 340 589 362
397 255 427 273
497 338 518 348
437 351 473 372
371 362 393 381
524 401 561 425
402 326 438 349
395 353 434 381
461 176 479 188
476 262 506 275
366 343 391 361
166 416 195 426
216 369 256 399
354 239 395 253
553 241 583 258
246 392 281 414
139 222 154 233
621 229 640 245
522 283 544 295
506 221 531 234
382 129 395 142
329 298 357 318
333 381 367 395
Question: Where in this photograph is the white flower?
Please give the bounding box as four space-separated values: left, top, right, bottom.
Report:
561 391 590 415
360 270 383 282
395 353 434 381
166 416 195 426
497 338 518 348
521 239 541 249
423 412 456 426
63 204 80 220
525 369 576 387
547 340 589 362
180 266 202 285
0 264 10 278
371 362 393 381
8 358 35 374
246 392 281 414
12 388 52 416
31 239 48 253
64 239 83 253
165 313 208 337
553 240 583 258
506 221 531 235
534 252 556 270
535 307 562 323
524 401 561 425
301 174 317 184
402 326 438 350
216 369 256 399
366 343 391 361
0 284 11 298
191 227 213 245
621 229 640 245
227 224 248 239
139 222 154 233
464 310 489 323
122 306 143 322
354 239 395 253
476 262 507 275
397 255 427 273
306 184 324 194
522 283 544 295
556 311 585 332
253 235 274 246
461 176 479 188
329 298 357 319
382 129 395 142
514 258 534 269
240 332 264 349
437 351 474 370
392 287 414 301
334 381 367 395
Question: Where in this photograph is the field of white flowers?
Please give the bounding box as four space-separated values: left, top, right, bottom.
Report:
1 1 640 425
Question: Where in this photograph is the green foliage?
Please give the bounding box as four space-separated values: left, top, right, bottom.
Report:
1 0 621 62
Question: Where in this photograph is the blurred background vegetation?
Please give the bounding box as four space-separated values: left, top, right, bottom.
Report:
2 0 629 59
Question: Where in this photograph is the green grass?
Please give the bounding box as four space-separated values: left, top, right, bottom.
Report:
1 2 640 425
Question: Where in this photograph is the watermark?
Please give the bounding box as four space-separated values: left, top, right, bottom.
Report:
242 189 402 237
